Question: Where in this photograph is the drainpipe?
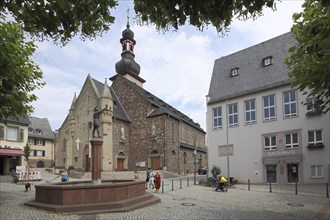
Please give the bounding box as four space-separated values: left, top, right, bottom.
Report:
163 114 167 170
226 99 230 184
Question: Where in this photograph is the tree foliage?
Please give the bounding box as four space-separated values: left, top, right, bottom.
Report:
286 0 330 113
211 165 221 176
0 16 45 123
0 0 117 45
1 0 276 44
23 142 32 164
134 0 276 33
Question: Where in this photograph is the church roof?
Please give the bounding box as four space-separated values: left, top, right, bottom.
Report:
123 77 205 132
92 78 131 123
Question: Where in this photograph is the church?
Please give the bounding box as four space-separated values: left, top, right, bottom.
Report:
54 22 207 175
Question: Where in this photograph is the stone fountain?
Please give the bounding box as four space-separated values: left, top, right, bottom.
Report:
25 139 160 214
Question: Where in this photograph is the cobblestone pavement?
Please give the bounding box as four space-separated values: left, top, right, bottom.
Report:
0 170 329 220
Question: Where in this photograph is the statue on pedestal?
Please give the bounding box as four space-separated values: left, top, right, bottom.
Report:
92 105 108 138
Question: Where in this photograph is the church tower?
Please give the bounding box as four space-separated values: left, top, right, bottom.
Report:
99 78 114 171
111 20 146 87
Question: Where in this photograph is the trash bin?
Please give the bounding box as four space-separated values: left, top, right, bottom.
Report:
230 177 234 184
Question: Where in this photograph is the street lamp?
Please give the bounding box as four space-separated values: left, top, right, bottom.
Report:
193 134 197 185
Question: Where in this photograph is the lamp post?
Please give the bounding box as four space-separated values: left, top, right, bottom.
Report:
193 134 197 185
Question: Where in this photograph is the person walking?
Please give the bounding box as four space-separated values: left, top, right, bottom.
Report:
154 172 161 192
145 168 151 189
148 169 155 189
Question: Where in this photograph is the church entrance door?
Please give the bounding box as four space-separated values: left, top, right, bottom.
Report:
117 158 125 171
151 157 161 170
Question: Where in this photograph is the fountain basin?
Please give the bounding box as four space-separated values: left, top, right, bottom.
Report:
25 179 160 214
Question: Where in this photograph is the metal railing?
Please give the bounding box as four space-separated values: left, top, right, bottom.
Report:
246 179 329 198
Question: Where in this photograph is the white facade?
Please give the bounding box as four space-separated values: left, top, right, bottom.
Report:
206 33 330 185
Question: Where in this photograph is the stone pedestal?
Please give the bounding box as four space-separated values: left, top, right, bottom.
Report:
90 139 102 184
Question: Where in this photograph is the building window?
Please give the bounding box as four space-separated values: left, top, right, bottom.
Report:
32 150 45 157
0 125 4 140
28 138 34 144
29 128 34 133
36 129 43 135
245 99 256 124
285 133 299 148
231 68 239 77
283 90 297 118
7 127 23 141
33 139 45 146
311 165 323 178
228 103 238 127
308 130 323 144
264 136 276 150
213 107 222 129
263 95 276 121
263 56 272 66
183 152 187 165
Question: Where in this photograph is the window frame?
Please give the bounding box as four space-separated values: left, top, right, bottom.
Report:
0 125 4 140
212 107 222 129
230 68 239 77
308 130 323 145
263 95 276 121
263 56 273 67
311 165 323 178
264 136 277 151
285 133 299 149
244 99 256 125
228 103 238 127
283 90 297 118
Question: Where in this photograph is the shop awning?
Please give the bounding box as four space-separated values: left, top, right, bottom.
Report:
0 148 24 156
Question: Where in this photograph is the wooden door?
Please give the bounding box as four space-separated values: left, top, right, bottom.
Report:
117 158 125 171
151 157 161 170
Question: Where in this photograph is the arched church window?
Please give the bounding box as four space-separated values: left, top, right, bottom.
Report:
171 150 176 155
118 152 125 157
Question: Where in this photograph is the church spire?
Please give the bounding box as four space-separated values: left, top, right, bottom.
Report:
115 11 141 76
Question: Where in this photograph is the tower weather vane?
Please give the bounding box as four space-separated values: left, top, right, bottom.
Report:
127 7 130 24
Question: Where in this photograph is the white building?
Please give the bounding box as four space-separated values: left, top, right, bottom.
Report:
206 32 329 185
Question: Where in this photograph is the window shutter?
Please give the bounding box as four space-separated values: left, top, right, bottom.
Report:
19 129 24 141
0 125 4 139
34 139 37 145
43 140 45 146
42 151 45 157
34 150 37 156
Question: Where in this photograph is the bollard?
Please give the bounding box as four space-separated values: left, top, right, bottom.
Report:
326 183 329 198
248 179 250 191
295 179 298 195
269 181 272 193
187 177 189 187
172 179 174 191
162 180 164 193
180 178 182 189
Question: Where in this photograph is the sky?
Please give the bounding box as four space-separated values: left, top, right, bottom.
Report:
31 0 304 131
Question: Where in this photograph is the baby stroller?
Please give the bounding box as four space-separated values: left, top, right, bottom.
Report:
215 176 228 192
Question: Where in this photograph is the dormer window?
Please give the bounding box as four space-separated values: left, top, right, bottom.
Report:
36 129 43 135
231 68 239 77
263 56 272 66
29 128 34 133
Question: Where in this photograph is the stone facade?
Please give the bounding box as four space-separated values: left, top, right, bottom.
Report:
54 24 207 175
